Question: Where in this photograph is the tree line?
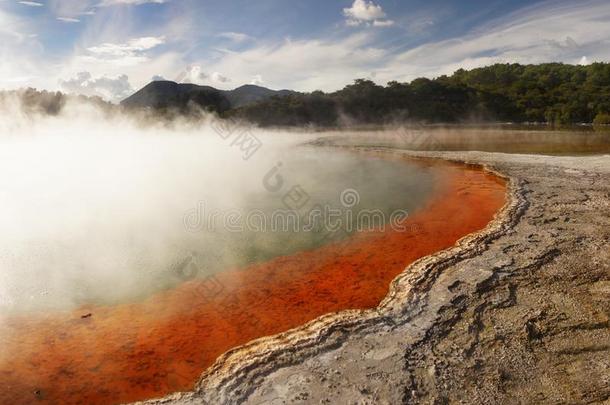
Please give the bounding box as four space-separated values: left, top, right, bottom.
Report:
229 63 610 127
0 88 114 116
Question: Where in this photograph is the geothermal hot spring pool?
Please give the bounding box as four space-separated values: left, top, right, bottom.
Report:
0 123 506 405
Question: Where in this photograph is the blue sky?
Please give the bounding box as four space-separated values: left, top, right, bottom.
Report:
1 0 609 101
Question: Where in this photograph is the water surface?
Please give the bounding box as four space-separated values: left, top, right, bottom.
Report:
0 138 435 313
0 148 506 405
321 127 610 155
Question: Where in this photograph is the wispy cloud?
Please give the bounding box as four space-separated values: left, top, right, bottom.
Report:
47 0 165 19
217 32 253 43
48 0 95 18
97 0 169 6
201 34 387 91
86 36 165 57
380 0 610 82
18 1 44 7
0 8 44 88
57 17 81 23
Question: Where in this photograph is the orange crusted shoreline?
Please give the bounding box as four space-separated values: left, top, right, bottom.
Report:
0 158 506 405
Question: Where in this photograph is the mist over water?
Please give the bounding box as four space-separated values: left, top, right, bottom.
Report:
324 126 610 155
0 103 436 314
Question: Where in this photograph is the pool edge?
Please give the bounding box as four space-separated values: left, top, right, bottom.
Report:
133 147 525 405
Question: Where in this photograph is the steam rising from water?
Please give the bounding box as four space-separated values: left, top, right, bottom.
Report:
0 101 283 312
0 100 435 314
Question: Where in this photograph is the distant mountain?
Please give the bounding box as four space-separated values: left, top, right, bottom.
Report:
121 81 296 112
120 81 230 112
224 84 295 108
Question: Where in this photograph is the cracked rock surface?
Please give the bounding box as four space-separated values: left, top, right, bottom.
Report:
137 151 609 405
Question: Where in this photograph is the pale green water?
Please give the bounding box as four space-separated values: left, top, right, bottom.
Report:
179 147 438 272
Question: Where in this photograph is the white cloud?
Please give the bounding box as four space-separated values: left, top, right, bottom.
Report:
97 0 168 6
172 66 231 86
59 71 133 101
211 72 230 83
250 75 263 86
18 1 44 7
578 56 590 65
61 49 182 96
76 36 166 67
48 0 95 17
344 0 385 21
217 32 252 43
175 65 208 85
151 74 166 81
343 0 394 27
87 36 165 57
47 0 165 19
0 9 23 40
373 19 394 27
57 17 81 23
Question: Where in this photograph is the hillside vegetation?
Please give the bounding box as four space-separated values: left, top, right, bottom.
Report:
230 63 610 126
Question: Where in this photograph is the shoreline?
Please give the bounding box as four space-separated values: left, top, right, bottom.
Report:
134 149 523 405
137 148 609 404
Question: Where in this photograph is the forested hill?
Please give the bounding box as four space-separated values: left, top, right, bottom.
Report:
229 63 610 126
